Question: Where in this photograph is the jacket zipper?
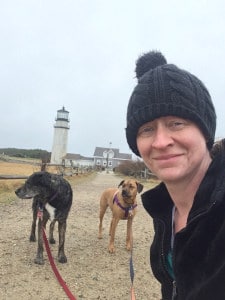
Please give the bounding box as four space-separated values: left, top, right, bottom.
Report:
169 203 216 300
159 219 176 299
172 280 177 300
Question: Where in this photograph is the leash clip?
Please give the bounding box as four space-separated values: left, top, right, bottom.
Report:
37 207 43 220
128 207 133 217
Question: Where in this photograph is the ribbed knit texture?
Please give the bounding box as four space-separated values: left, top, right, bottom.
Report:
126 55 216 157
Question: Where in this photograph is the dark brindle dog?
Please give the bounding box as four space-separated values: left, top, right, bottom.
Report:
15 171 73 265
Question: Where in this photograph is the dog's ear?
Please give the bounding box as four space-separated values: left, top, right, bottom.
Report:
118 180 124 188
136 182 144 193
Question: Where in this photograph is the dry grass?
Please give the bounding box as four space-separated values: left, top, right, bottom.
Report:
0 161 96 204
0 161 37 203
0 160 62 175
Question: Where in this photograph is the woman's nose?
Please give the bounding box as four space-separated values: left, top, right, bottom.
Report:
151 127 173 148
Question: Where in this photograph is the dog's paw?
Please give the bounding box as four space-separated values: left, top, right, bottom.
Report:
126 244 131 251
49 238 56 244
34 257 44 265
29 235 36 242
58 255 67 263
108 245 115 254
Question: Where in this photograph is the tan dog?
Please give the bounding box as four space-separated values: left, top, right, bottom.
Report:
98 179 143 253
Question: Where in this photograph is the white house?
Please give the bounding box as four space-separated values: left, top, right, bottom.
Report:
62 147 132 170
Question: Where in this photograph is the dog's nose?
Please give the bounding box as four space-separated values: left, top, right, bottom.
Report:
15 188 20 195
122 190 129 197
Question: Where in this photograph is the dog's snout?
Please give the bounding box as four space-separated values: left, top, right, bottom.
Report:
15 188 20 196
122 189 129 197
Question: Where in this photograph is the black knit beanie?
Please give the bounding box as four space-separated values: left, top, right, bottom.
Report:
126 51 216 156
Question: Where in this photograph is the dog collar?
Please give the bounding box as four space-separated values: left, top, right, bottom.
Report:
113 193 137 218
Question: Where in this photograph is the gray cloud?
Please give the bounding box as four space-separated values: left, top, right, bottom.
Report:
0 0 224 157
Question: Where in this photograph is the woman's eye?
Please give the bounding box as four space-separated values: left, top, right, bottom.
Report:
169 121 186 129
138 126 154 136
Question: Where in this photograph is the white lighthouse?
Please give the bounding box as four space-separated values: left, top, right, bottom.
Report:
50 106 70 164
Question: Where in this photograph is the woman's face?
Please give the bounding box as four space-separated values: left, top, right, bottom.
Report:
136 116 211 184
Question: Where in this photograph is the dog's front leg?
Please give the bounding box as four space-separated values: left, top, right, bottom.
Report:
49 220 56 244
98 209 105 239
108 217 119 253
58 221 67 263
34 217 45 265
126 217 133 251
98 200 108 239
30 204 37 242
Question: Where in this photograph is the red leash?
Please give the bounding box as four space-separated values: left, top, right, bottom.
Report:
42 228 77 300
39 209 77 300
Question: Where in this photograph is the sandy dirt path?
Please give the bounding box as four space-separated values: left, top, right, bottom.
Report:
0 171 160 300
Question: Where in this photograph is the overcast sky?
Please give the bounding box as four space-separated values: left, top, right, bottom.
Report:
0 0 224 157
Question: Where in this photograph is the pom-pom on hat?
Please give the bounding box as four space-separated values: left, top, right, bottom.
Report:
126 50 216 156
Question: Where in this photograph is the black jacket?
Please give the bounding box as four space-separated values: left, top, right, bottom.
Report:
142 140 225 300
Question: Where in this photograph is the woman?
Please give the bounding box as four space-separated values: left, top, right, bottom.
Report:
126 51 225 299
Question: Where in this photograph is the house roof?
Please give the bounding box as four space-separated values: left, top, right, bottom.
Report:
117 152 132 160
63 153 94 161
93 147 118 157
93 147 132 160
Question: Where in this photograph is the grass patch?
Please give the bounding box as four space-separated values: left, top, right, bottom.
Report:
0 179 26 204
0 160 97 204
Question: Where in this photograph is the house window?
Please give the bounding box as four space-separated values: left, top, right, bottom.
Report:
108 161 112 166
96 159 101 165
